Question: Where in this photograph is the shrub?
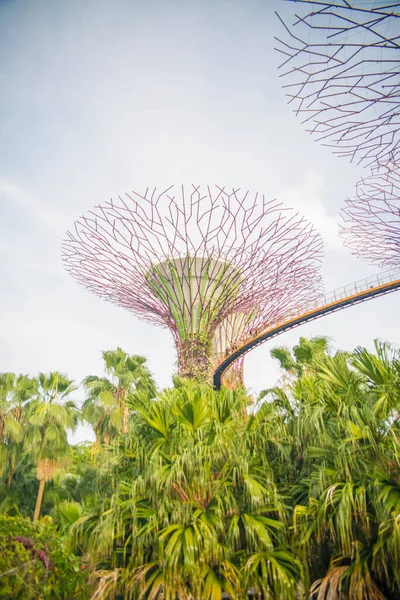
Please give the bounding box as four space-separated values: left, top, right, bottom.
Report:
0 514 90 599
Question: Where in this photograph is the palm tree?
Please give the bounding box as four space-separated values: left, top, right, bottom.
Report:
83 349 156 444
271 336 331 377
25 372 79 520
0 373 36 487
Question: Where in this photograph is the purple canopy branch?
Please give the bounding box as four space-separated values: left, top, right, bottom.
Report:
275 1 400 166
341 161 400 266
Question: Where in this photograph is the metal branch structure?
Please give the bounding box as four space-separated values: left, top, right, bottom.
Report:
63 185 323 385
275 1 400 166
341 161 400 266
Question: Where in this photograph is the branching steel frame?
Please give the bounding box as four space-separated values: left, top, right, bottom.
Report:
63 185 323 383
275 1 400 167
341 161 400 266
275 1 400 271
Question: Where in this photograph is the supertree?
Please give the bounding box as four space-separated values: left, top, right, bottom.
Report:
275 0 400 167
341 161 400 267
62 185 323 385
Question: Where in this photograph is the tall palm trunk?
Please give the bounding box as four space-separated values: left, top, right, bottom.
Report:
34 479 45 521
7 462 15 488
123 406 129 434
117 387 129 434
34 458 57 520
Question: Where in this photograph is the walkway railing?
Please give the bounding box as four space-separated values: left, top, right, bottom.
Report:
304 268 400 313
213 268 400 388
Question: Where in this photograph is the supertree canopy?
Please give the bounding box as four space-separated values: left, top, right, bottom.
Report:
63 185 323 384
275 1 400 167
341 161 400 267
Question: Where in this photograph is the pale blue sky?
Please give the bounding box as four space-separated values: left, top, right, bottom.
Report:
1 0 399 441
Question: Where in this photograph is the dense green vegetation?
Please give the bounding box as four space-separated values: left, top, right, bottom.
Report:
0 515 89 599
1 339 399 599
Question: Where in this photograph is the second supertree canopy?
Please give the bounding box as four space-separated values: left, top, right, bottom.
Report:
341 162 400 268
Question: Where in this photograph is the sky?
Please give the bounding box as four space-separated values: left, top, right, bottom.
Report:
1 0 399 442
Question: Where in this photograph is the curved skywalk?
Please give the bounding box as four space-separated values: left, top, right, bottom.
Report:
213 269 400 389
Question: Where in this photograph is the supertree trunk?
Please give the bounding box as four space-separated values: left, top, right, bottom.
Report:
178 336 214 384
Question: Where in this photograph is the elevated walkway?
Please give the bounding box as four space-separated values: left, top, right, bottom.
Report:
213 269 400 389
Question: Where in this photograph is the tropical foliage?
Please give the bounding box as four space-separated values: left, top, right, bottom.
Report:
74 381 300 599
83 349 156 443
0 339 399 599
